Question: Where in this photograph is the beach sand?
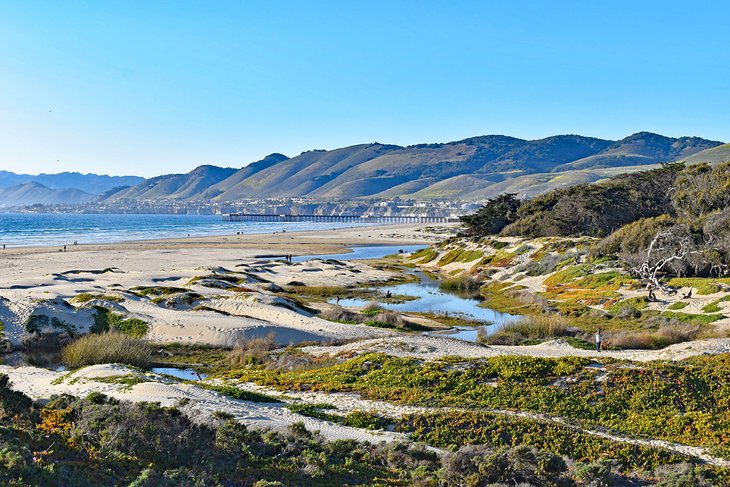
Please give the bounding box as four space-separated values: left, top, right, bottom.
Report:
0 223 450 347
2 219 728 360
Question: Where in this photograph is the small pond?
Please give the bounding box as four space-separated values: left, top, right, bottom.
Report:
329 269 520 341
150 367 208 381
3 352 208 381
3 350 67 371
292 244 427 262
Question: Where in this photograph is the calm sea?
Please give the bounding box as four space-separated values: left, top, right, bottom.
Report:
0 213 375 248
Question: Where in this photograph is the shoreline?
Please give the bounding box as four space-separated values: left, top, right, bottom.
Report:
0 222 454 256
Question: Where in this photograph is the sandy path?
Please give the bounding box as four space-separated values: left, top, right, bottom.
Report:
222 380 730 467
0 364 405 445
302 334 730 362
2 360 727 466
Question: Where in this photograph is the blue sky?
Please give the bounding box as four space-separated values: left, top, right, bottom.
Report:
1 1 728 177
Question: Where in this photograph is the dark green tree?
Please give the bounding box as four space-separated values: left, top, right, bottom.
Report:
460 193 522 236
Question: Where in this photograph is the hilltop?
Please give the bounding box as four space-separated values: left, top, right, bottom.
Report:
4 132 728 208
102 132 723 202
0 182 97 208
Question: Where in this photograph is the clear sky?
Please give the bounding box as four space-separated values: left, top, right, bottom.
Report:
1 1 729 177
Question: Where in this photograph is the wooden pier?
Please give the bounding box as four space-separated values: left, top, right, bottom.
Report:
222 213 456 224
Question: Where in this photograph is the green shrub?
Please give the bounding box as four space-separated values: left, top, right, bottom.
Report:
702 296 730 313
197 383 281 403
410 248 438 263
660 311 724 325
286 402 338 421
131 286 188 296
667 278 730 295
360 300 384 315
592 214 674 259
71 293 124 304
92 306 149 337
456 249 484 263
439 275 481 294
24 315 75 334
343 411 386 430
503 164 683 237
460 194 522 236
564 337 595 350
437 249 465 266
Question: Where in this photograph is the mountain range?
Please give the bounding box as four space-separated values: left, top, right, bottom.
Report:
0 171 144 194
0 182 97 208
0 171 145 209
102 131 726 202
2 132 728 208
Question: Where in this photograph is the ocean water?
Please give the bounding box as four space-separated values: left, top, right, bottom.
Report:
0 213 375 247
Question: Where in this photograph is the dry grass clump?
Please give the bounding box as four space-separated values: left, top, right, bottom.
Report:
606 332 654 350
372 311 405 328
361 300 384 314
510 289 553 312
265 349 340 371
480 314 570 345
319 306 361 324
320 304 422 331
286 285 348 296
612 304 642 320
516 251 582 277
439 275 482 294
226 333 277 367
606 320 701 350
62 332 153 369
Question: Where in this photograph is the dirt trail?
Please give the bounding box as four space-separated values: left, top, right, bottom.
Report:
302 334 730 362
0 364 405 446
229 381 730 468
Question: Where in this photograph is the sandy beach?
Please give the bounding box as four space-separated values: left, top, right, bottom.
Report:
0 223 451 347
2 219 729 362
0 222 447 256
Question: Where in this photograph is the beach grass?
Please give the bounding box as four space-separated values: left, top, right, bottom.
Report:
62 332 153 369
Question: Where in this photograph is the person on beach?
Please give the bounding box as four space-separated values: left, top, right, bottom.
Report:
595 330 603 352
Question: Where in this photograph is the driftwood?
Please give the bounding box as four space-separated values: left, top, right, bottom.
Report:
633 230 690 297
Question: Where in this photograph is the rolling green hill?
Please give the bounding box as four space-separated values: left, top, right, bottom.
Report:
103 132 723 202
553 132 721 171
680 143 730 165
108 165 237 201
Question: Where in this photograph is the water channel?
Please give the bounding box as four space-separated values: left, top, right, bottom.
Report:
294 245 521 341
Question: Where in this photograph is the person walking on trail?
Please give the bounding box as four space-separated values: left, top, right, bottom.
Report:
595 330 603 352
